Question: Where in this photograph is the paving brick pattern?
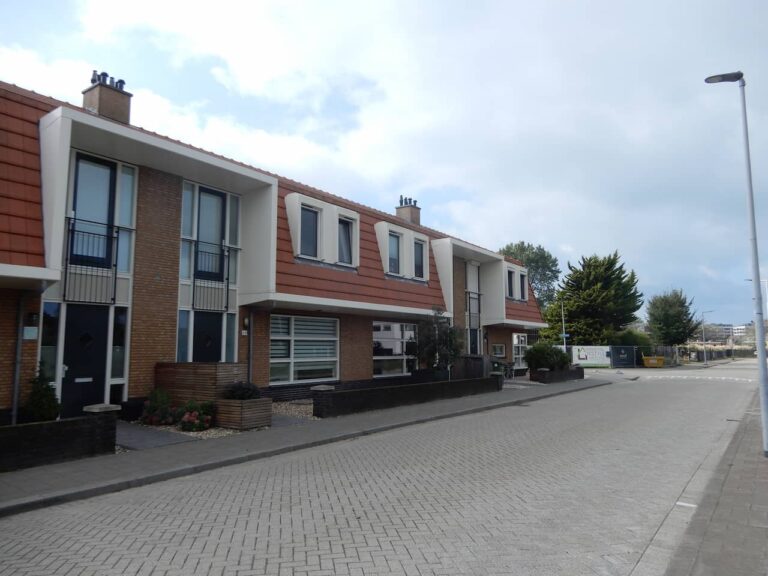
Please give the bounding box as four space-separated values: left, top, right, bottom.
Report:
0 371 756 576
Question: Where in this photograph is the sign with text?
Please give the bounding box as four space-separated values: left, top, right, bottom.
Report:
572 346 611 367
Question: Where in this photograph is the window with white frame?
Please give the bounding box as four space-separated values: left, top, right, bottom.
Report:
300 206 319 258
180 182 240 284
374 221 429 281
388 233 401 274
414 240 425 279
285 192 360 267
506 265 528 300
175 309 238 363
492 343 506 358
269 315 338 384
373 321 418 376
70 153 136 272
338 217 353 265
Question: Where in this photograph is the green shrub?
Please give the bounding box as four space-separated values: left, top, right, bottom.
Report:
221 381 261 400
24 370 60 422
524 342 570 371
179 400 215 432
613 329 653 348
140 388 177 425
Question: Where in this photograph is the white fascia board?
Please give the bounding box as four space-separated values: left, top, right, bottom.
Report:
450 238 503 263
500 319 549 329
0 263 60 288
39 111 72 273
242 291 449 319
431 238 454 315
51 107 278 191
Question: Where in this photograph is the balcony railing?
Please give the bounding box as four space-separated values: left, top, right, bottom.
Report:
189 240 239 311
63 218 132 304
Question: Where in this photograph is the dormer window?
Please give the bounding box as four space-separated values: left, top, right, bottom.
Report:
374 221 429 281
285 193 360 268
505 264 528 300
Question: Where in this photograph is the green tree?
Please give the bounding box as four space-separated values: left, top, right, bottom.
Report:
541 252 643 344
498 241 561 308
646 289 701 345
417 309 464 370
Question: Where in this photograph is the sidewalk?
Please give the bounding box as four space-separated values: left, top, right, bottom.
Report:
662 393 768 576
0 377 609 518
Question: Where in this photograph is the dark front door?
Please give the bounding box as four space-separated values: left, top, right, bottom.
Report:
193 312 222 362
61 304 109 417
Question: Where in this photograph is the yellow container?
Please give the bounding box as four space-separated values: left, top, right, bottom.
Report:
642 356 665 368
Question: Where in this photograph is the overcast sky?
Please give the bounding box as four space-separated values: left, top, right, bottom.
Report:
2 0 767 325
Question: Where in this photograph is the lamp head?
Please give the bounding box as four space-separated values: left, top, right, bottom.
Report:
705 71 744 84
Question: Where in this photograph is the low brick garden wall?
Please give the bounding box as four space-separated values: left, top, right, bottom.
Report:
312 376 502 418
529 366 585 384
0 414 116 472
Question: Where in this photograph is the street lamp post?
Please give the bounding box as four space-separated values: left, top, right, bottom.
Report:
701 310 714 366
706 71 768 457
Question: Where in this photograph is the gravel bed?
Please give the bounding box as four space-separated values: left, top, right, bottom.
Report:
271 401 319 420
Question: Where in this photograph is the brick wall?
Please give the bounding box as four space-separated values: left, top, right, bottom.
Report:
340 315 373 381
249 309 270 386
486 326 513 362
0 289 40 411
0 413 115 472
129 167 182 398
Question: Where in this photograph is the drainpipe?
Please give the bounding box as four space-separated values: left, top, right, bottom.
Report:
11 292 27 425
247 309 253 383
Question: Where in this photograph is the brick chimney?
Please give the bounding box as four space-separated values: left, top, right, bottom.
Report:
82 70 132 124
395 195 421 226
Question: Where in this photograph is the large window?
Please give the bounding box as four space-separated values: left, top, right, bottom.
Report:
175 309 238 363
373 321 418 376
180 182 240 284
269 315 338 384
300 206 319 258
71 154 136 271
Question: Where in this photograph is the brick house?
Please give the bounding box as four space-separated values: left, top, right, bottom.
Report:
0 73 546 420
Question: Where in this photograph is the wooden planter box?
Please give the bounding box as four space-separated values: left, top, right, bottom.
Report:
215 398 272 430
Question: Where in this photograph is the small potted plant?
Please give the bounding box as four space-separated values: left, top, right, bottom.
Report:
216 382 272 430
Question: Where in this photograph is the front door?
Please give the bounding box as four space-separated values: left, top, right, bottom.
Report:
193 312 222 362
61 304 109 417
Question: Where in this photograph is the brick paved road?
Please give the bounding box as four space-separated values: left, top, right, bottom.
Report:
0 365 757 576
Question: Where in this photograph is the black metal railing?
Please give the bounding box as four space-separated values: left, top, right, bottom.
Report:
190 240 238 311
63 218 131 304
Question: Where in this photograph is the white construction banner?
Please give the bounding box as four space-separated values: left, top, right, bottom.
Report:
572 346 611 367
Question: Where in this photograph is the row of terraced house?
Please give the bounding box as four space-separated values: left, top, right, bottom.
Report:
0 72 546 421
